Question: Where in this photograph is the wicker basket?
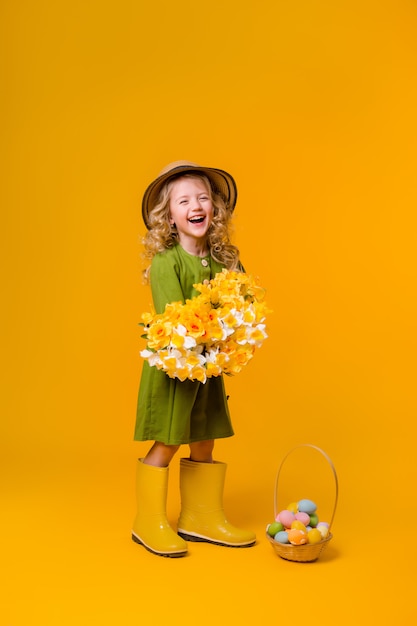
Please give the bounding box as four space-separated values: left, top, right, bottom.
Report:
267 444 338 563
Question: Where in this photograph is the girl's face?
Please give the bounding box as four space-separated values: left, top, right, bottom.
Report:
168 176 214 250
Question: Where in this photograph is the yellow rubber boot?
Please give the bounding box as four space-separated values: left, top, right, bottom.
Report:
177 458 256 547
132 459 188 558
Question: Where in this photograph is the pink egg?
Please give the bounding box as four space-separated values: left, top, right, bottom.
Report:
277 509 296 528
295 512 310 526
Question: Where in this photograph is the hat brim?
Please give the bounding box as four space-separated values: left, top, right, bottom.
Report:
142 164 237 229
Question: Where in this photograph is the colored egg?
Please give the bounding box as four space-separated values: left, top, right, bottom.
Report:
286 501 299 514
307 528 323 544
298 499 317 514
267 521 284 537
277 509 295 528
291 520 308 533
288 528 308 545
295 511 310 526
274 530 289 544
316 523 330 538
309 513 319 527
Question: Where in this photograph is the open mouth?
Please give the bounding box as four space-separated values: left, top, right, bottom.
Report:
188 216 205 224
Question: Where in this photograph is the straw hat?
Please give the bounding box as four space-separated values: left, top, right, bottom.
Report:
141 160 238 228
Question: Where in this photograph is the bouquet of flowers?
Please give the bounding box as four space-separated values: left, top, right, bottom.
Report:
140 269 270 383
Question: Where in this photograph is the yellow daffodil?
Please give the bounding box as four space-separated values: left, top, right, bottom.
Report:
146 320 172 350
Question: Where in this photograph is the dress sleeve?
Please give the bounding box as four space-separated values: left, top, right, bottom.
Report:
150 252 185 314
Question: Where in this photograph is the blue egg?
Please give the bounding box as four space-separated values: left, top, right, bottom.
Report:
274 530 289 544
298 499 317 514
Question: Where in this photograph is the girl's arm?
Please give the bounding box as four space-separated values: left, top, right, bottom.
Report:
149 252 185 314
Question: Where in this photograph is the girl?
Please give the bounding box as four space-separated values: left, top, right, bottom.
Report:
132 161 256 557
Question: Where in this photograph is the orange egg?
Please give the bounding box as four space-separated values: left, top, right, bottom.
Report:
288 528 308 545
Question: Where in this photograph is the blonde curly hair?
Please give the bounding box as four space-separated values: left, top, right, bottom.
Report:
142 173 240 281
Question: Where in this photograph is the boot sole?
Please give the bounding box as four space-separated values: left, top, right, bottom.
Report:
177 531 256 548
131 532 187 558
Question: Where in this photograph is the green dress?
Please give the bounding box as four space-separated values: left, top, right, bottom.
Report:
134 244 234 445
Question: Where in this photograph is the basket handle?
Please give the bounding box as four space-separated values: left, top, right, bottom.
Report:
274 444 339 530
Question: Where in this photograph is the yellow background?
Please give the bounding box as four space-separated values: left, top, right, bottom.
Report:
2 0 416 623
